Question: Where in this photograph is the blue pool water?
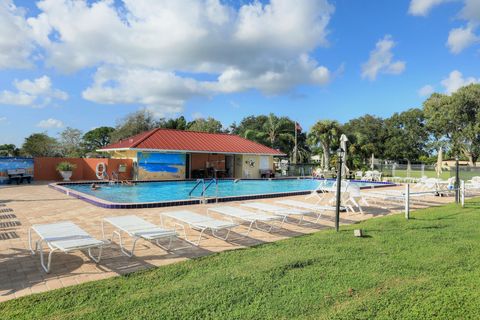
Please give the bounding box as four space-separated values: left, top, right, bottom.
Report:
65 179 383 204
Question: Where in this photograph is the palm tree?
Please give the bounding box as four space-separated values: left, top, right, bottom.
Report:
244 113 293 149
309 120 342 170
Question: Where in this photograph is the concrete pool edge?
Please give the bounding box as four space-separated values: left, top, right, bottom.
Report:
49 178 396 209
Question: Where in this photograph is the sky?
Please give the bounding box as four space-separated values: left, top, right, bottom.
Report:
1 0 479 146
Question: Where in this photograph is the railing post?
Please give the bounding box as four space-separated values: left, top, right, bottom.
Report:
461 180 465 207
405 183 410 220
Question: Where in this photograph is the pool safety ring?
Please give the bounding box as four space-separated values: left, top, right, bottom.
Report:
96 162 107 180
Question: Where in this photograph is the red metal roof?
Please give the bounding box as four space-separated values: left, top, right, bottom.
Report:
101 129 285 155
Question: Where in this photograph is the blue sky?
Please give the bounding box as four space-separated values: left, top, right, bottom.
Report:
1 0 479 146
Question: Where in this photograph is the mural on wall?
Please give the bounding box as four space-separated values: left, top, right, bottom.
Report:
137 152 186 180
0 157 34 184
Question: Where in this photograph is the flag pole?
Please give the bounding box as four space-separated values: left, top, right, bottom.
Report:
294 122 298 164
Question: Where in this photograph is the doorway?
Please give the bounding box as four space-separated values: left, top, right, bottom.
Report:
225 155 234 178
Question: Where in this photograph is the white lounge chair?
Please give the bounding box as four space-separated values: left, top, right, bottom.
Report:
208 206 284 234
305 179 332 202
342 183 367 213
28 221 105 273
275 199 337 223
240 202 311 224
102 215 177 257
160 210 238 246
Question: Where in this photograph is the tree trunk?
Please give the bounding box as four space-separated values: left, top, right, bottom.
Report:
407 159 411 177
468 154 475 167
322 144 330 170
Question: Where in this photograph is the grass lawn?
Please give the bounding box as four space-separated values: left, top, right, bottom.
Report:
388 169 451 179
2 201 480 319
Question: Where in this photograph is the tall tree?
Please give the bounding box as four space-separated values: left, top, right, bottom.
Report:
232 114 306 160
187 117 223 133
384 108 428 165
82 126 115 153
231 115 269 145
424 84 480 165
343 115 386 167
159 116 188 130
110 109 159 142
59 127 83 157
309 120 342 169
243 114 293 149
0 144 20 156
21 133 59 157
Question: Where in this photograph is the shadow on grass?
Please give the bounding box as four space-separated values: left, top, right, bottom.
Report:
410 211 464 221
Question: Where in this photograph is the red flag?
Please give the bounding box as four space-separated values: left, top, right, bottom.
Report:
295 122 302 132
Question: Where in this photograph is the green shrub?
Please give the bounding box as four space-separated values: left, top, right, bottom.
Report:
56 161 77 172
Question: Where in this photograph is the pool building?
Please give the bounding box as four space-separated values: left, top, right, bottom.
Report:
99 129 285 180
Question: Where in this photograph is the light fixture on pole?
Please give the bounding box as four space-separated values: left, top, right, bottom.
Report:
335 148 344 232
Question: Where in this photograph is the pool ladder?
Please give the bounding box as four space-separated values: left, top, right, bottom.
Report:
189 179 218 204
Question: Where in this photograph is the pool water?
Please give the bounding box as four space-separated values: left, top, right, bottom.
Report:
65 179 382 204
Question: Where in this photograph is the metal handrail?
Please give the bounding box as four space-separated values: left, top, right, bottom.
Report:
201 179 217 196
189 179 205 197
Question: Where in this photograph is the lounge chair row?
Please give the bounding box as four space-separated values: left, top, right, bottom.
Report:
29 201 333 272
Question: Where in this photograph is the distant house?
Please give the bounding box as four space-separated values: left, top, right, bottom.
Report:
99 129 285 180
441 160 470 167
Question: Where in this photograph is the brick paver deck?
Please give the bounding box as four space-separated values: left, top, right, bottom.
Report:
0 182 453 302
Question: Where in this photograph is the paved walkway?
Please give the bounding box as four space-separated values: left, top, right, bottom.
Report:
0 183 453 302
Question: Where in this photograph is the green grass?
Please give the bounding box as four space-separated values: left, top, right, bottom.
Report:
2 201 480 319
388 169 451 179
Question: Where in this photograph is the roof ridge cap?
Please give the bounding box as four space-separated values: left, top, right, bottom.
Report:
157 128 233 136
132 128 160 148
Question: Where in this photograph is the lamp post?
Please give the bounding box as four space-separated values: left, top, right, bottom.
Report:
455 156 460 203
335 148 344 232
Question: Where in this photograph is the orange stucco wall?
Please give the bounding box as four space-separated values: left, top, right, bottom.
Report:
34 157 133 181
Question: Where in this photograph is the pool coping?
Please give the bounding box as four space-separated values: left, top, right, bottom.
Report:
49 178 396 209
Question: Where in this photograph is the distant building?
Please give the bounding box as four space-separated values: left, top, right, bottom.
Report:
99 129 285 180
441 160 471 167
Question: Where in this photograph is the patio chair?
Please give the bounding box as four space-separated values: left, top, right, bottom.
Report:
101 215 177 257
362 171 373 181
160 210 238 246
28 221 106 273
241 202 312 224
354 171 363 180
305 179 331 202
208 206 284 235
275 199 337 223
342 183 367 213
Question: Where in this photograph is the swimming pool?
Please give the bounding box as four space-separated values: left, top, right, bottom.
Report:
53 179 393 209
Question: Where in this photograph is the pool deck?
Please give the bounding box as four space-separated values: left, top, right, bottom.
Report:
0 182 454 302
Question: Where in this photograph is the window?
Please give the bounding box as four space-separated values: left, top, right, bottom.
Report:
259 156 270 170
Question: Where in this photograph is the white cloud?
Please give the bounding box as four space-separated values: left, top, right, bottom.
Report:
0 0 34 69
447 25 479 54
460 0 480 22
408 0 449 16
24 0 334 116
82 66 205 117
441 70 479 94
191 112 204 119
0 75 68 107
229 100 240 109
37 118 64 128
418 84 435 96
410 0 480 54
361 35 406 81
0 116 7 123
